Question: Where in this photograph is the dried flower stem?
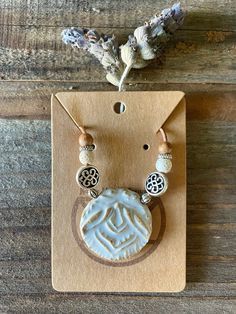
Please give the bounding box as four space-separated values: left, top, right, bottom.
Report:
118 64 133 91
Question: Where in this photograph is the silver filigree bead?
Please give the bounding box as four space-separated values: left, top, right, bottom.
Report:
80 145 95 152
88 188 99 198
76 166 100 189
145 171 168 197
141 192 152 204
158 153 172 160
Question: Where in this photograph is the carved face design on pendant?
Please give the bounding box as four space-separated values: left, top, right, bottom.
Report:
80 188 152 261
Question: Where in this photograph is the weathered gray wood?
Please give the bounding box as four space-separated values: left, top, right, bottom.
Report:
187 204 236 224
187 256 236 283
0 294 235 314
0 27 235 82
1 81 236 120
0 227 50 263
0 0 236 30
187 147 236 169
187 122 236 144
187 186 236 204
188 168 236 185
0 173 50 191
0 207 50 228
1 82 236 120
0 153 50 174
0 256 235 293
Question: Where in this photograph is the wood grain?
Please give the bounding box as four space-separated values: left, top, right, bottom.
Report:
0 27 235 83
1 82 236 121
0 0 236 312
0 294 235 314
0 0 236 30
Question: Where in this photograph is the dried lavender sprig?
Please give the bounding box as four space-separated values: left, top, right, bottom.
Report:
61 3 186 89
62 27 123 86
156 2 185 34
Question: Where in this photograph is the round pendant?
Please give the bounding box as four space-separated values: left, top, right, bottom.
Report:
76 166 100 189
145 172 168 197
80 188 152 261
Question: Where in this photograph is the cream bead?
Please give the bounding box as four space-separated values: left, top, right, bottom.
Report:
156 158 172 173
79 150 94 165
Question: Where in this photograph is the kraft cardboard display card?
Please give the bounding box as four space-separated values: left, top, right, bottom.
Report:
51 91 186 292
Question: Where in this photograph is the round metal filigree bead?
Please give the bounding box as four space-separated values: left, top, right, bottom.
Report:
88 188 99 199
76 166 100 189
145 171 168 197
141 192 152 204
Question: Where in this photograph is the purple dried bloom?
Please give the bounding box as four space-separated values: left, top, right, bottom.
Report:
101 35 119 53
161 2 185 34
171 2 185 23
86 29 100 43
62 27 90 49
128 35 138 50
62 28 83 44
62 25 121 83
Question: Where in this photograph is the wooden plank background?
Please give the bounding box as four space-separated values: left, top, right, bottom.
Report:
0 0 236 313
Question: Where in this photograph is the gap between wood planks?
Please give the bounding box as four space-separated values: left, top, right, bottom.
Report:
0 82 236 120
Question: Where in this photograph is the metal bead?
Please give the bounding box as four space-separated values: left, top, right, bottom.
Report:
76 166 100 189
79 145 95 152
158 153 172 160
88 188 99 198
141 193 152 204
145 171 168 197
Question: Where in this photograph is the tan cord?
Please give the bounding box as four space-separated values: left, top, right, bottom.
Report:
56 94 167 138
55 95 86 134
158 128 167 142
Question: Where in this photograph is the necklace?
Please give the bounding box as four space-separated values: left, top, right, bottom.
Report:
63 109 173 261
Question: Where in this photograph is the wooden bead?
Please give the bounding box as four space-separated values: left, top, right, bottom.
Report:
158 142 172 154
79 133 93 146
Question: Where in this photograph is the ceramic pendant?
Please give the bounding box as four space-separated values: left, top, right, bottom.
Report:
80 188 152 261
